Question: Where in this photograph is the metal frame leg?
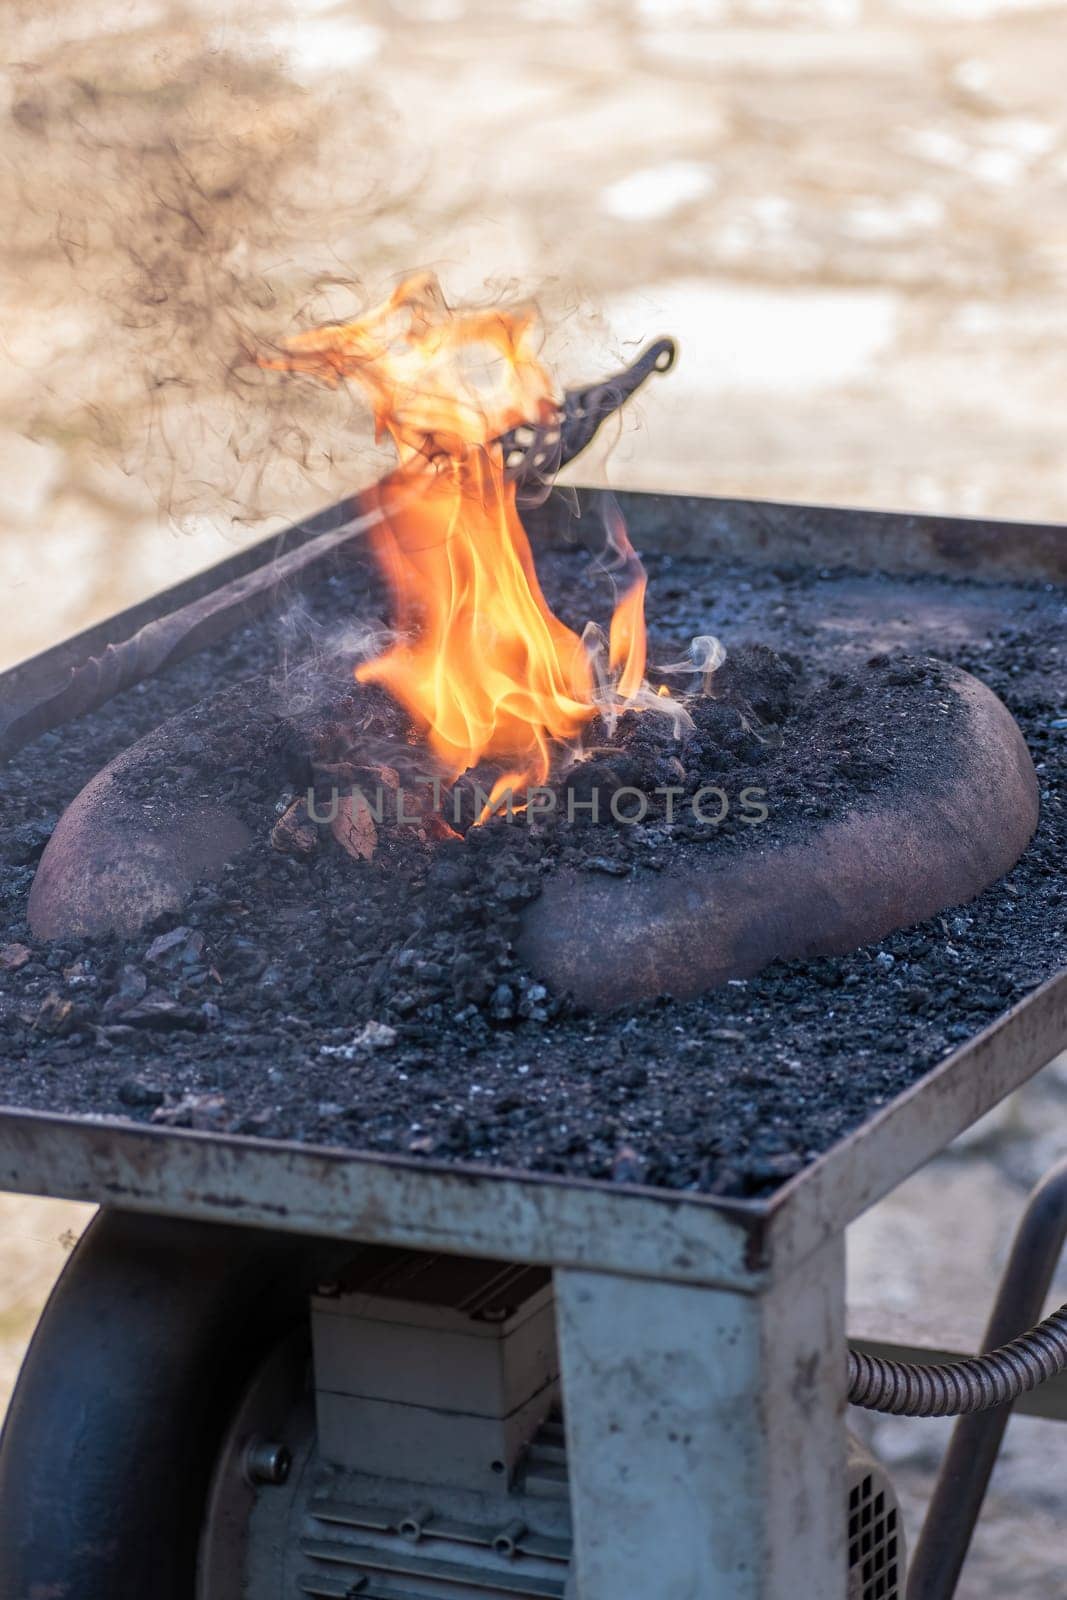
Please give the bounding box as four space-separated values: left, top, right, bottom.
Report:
555 1236 847 1600
907 1155 1067 1599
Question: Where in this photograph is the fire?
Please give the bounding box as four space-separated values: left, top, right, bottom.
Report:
260 273 651 809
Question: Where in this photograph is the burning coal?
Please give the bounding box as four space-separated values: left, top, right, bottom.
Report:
260 273 682 814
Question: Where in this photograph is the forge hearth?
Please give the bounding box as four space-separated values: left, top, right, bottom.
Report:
26 638 1037 1011
17 282 1039 1014
1 491 1064 1201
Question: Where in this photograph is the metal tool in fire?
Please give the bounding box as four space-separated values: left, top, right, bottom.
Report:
0 330 675 763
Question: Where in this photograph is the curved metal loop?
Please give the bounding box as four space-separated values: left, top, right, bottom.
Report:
501 336 677 501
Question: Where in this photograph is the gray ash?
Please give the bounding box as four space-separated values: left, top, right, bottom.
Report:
0 547 1062 1197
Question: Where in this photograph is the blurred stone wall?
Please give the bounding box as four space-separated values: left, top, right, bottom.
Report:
8 0 1067 669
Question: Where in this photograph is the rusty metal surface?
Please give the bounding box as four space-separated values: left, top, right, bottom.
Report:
1 489 1066 1281
0 966 1065 1288
0 1109 764 1290
555 1237 847 1599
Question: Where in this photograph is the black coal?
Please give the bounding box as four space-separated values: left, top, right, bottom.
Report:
0 539 1063 1197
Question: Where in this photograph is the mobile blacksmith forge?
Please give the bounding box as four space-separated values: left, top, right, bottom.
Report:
2 488 1067 1600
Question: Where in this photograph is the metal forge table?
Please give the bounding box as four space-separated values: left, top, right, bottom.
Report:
2 489 1067 1600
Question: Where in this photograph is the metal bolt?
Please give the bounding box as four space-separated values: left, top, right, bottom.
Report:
398 1503 433 1541
244 1437 292 1486
492 1517 527 1557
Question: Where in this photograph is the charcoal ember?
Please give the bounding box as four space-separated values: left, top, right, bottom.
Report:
882 660 932 687
95 1024 146 1050
62 961 98 995
655 754 687 786
233 1108 286 1138
122 995 206 1031
517 980 551 1022
1 818 55 866
271 796 320 858
584 856 628 877
225 937 267 979
450 953 492 1005
117 1076 166 1108
684 700 764 767
744 1151 804 1185
489 982 516 1021
443 771 500 832
0 942 31 971
145 926 205 970
427 849 473 892
151 1092 229 1130
389 776 462 844
563 755 645 806
102 964 148 1016
319 1020 397 1059
33 991 78 1036
711 642 797 727
611 1144 648 1184
490 875 537 909
329 790 378 862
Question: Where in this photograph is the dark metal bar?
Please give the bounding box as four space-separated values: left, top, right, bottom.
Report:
0 496 360 724
906 1156 1067 1598
501 336 676 496
0 504 383 764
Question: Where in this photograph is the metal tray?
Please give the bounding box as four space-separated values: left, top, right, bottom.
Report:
2 487 1066 1295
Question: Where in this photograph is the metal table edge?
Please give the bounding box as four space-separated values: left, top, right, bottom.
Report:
0 1103 772 1290
4 485 1067 1288
1 497 361 700
7 484 1067 702
761 966 1067 1265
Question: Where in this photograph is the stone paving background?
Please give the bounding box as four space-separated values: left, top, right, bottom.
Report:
4 0 1067 1591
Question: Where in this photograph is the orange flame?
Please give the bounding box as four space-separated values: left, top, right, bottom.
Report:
261 273 650 806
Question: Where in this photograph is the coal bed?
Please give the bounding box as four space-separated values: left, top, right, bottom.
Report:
1 507 1064 1199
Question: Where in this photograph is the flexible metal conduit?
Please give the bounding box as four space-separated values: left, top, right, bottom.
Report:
907 1156 1067 1599
848 1303 1067 1416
